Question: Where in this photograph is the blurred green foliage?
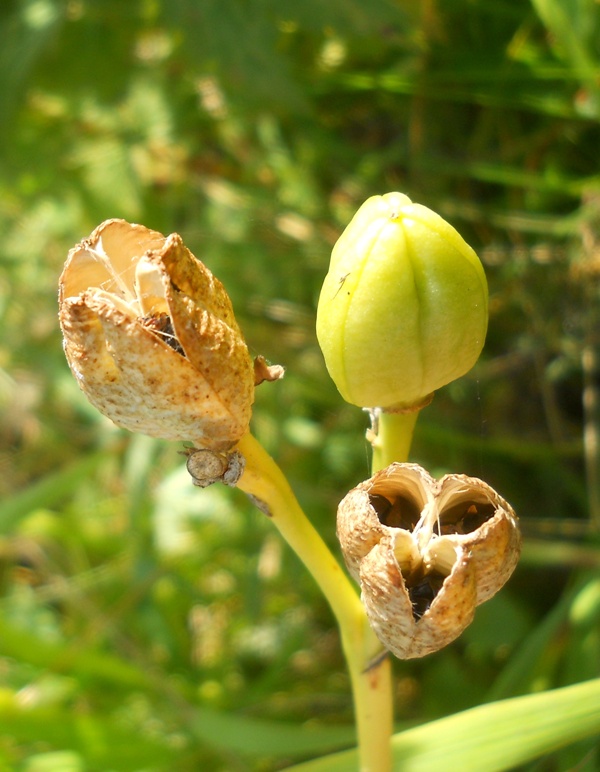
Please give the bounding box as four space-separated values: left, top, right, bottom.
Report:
1 0 600 769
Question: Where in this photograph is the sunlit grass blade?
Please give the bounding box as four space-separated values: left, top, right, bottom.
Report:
530 0 600 84
286 678 600 772
487 575 600 701
334 71 580 118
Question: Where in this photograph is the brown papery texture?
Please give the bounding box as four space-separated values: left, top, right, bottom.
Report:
59 219 259 449
337 463 520 659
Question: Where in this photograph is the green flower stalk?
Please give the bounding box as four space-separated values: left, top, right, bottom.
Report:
316 192 488 411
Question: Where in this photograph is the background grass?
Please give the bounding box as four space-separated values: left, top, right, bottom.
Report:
1 0 599 769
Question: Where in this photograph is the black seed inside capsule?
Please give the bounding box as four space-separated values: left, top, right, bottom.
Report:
141 313 185 356
369 493 421 530
408 571 445 620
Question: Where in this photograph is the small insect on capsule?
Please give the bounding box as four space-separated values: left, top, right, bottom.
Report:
333 272 350 298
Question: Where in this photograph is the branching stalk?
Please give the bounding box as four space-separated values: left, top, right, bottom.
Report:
233 432 393 772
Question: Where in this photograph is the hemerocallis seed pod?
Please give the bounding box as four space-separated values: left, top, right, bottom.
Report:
316 193 488 410
337 463 520 659
59 219 280 450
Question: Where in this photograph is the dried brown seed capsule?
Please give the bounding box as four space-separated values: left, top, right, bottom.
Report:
59 219 282 449
337 463 520 659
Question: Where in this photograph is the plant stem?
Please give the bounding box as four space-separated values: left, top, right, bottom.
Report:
234 432 393 772
371 409 420 472
582 320 600 531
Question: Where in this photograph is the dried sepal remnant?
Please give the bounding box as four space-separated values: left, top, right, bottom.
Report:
337 463 520 659
185 447 245 488
253 355 285 386
59 219 281 449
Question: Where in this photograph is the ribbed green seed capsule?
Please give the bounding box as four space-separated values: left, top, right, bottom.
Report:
316 192 488 409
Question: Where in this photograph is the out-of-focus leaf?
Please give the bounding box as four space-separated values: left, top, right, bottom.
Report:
19 750 84 772
0 618 151 691
0 618 355 758
487 576 600 702
0 693 178 771
530 0 600 80
0 451 112 534
521 539 600 569
0 0 64 131
189 706 355 758
334 70 581 118
69 137 142 220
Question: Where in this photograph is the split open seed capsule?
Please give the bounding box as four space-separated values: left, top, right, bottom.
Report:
59 219 281 449
337 463 520 659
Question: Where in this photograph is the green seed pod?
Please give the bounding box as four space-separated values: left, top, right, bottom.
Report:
316 193 488 409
